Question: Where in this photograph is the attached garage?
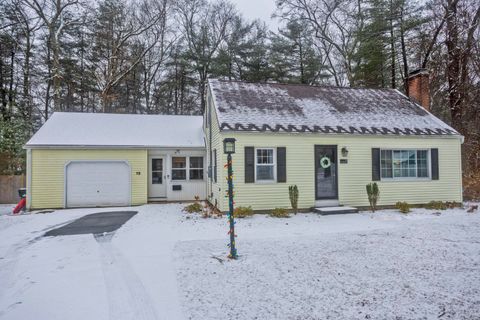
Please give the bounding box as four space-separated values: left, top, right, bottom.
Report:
65 161 131 208
25 112 206 210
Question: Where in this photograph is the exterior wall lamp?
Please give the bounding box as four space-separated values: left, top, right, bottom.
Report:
223 138 236 154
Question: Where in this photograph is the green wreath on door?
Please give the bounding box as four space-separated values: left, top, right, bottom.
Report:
320 156 331 169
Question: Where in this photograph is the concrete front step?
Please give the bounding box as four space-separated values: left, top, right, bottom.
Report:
314 199 340 207
313 206 359 215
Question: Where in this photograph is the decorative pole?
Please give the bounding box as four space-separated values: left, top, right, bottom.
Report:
223 138 237 259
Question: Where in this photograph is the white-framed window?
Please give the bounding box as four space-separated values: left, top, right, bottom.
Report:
255 148 275 182
172 156 205 181
380 149 430 179
172 157 187 180
151 158 163 184
189 157 204 180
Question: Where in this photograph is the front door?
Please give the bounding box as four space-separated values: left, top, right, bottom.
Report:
149 157 166 198
315 145 338 200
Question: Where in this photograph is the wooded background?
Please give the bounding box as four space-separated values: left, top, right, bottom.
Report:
0 0 479 195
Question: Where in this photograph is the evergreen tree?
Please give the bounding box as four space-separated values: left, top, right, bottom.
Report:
237 21 271 82
270 21 325 84
353 0 390 87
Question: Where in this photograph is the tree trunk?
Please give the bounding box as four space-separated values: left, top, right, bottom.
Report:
8 45 15 117
198 65 208 114
389 0 396 89
298 40 305 83
51 27 62 112
445 0 462 130
399 8 409 95
80 31 85 113
44 35 53 120
22 32 33 129
0 42 6 118
174 53 179 115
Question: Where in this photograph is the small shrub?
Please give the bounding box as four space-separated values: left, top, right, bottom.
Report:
289 185 299 214
425 201 448 210
445 201 462 209
269 207 290 218
183 202 203 213
425 201 461 210
366 182 380 212
234 206 254 218
395 201 411 214
201 201 212 218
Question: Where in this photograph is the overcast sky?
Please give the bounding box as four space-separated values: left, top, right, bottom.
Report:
230 0 280 30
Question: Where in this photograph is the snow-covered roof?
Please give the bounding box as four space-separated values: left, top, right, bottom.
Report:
208 79 458 136
26 112 205 148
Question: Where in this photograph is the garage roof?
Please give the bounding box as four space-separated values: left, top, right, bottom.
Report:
26 112 205 148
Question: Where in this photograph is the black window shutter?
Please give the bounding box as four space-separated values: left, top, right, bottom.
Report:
277 147 286 183
431 148 439 180
372 148 381 181
213 149 217 183
245 147 255 183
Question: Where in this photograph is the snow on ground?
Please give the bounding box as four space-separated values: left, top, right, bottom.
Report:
0 205 14 216
177 213 480 319
0 203 479 320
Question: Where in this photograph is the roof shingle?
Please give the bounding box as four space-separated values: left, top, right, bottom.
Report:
209 79 458 136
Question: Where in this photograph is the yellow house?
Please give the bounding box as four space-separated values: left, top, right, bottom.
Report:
205 73 463 212
25 113 206 210
25 70 463 213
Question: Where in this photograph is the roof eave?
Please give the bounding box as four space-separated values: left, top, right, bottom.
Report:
24 144 206 150
218 128 463 139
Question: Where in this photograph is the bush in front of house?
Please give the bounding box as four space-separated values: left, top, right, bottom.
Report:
395 201 411 214
366 182 380 212
445 201 462 209
234 206 254 218
425 201 448 210
289 185 299 214
269 208 290 218
183 202 203 213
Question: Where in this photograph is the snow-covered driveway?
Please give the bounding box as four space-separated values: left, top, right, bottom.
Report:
0 204 479 319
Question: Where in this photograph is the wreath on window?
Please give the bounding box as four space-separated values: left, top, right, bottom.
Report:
320 156 331 169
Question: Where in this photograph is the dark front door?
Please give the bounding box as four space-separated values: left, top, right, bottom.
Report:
315 145 338 200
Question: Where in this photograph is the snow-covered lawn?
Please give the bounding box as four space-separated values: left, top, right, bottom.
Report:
0 203 479 320
0 205 15 216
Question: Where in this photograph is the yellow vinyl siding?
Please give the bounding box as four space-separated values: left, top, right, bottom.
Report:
30 149 147 209
213 133 462 211
205 89 225 209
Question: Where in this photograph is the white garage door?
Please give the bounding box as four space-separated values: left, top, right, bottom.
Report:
66 161 130 208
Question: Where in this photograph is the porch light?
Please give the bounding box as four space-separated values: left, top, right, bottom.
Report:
223 138 236 154
223 137 238 259
341 147 349 157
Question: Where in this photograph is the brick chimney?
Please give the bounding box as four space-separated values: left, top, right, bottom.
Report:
407 68 430 111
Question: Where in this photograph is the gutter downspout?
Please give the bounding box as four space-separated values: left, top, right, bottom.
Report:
208 87 213 201
26 148 32 210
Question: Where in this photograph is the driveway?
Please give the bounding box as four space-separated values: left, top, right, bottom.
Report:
44 211 137 236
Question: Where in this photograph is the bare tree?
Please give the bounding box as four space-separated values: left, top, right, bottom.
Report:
23 0 79 118
91 0 164 113
141 0 173 113
276 0 364 86
176 0 237 112
11 0 41 128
